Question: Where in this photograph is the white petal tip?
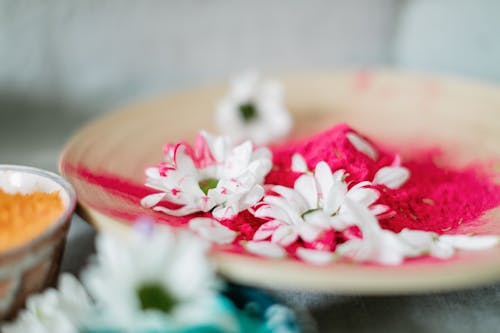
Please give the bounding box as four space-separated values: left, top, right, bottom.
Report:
373 166 410 189
291 154 308 173
296 247 334 265
346 132 378 160
189 217 237 244
244 241 287 259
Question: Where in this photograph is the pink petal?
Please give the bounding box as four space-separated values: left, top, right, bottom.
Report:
194 133 216 167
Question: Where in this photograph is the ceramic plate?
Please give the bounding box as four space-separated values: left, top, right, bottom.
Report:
60 71 500 294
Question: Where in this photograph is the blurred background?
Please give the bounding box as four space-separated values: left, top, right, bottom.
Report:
2 0 500 171
1 1 500 332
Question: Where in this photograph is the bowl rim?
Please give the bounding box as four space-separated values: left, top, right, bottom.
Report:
0 164 77 258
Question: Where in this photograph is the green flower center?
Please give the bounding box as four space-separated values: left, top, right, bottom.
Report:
300 208 321 219
137 283 176 313
238 102 258 123
198 178 219 195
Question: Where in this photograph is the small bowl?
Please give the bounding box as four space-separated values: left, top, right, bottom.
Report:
0 165 76 320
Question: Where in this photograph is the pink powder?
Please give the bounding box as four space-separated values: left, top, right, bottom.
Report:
269 123 500 234
376 152 500 233
266 123 396 187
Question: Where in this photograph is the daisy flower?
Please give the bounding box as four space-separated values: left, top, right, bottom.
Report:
82 227 237 332
252 161 384 248
216 71 292 145
141 131 272 220
2 274 92 333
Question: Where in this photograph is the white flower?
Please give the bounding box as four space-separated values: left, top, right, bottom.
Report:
336 199 500 265
189 217 238 244
2 274 91 333
141 131 272 220
253 161 383 247
216 71 292 145
82 227 234 332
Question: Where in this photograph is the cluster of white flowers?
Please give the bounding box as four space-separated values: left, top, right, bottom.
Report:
2 275 91 333
247 153 413 264
2 226 236 333
82 225 229 332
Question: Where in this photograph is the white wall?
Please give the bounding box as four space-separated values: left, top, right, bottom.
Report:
0 0 399 114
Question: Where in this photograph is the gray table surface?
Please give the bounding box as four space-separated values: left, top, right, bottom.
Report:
1 110 499 333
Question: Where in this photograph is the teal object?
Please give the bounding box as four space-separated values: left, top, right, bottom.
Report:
82 284 300 333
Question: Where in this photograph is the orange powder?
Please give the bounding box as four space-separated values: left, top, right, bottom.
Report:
0 189 64 253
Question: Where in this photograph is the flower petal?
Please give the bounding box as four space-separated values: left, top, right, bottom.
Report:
254 204 290 222
264 192 305 225
271 225 299 246
398 228 435 256
303 209 330 229
296 247 334 265
271 185 309 213
153 204 202 216
241 184 265 208
189 217 237 244
370 204 390 216
346 187 379 207
439 234 499 250
145 167 161 178
323 178 347 215
291 154 308 173
225 141 253 178
314 162 334 201
429 241 455 259
244 241 287 259
174 145 198 175
339 199 409 265
296 223 323 243
346 132 378 160
294 174 318 210
140 193 167 208
373 166 410 189
254 220 283 241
